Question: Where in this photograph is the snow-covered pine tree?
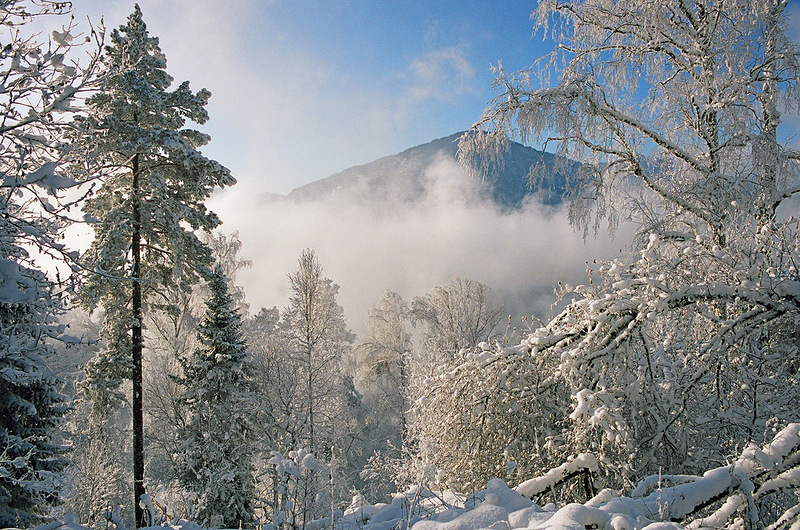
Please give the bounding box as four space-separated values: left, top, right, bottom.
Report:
144 231 252 505
70 5 234 525
174 265 255 529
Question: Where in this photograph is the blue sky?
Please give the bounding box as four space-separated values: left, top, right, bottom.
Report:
68 1 551 195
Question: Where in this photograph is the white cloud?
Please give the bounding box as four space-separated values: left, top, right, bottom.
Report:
69 0 399 194
64 1 495 199
406 47 477 103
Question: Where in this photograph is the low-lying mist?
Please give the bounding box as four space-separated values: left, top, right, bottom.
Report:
210 155 632 334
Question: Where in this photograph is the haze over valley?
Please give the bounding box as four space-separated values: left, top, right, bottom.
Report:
210 133 631 331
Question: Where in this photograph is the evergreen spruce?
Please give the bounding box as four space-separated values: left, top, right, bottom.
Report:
0 261 68 527
175 265 255 528
72 5 234 525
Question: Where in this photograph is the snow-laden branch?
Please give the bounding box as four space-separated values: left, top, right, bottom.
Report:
515 453 599 499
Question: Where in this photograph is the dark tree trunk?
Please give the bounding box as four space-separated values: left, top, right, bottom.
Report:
132 153 146 528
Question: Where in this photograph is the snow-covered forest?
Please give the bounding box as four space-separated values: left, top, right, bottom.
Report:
2 1 800 530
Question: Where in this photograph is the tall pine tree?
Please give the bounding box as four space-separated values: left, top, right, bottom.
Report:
174 265 255 528
72 5 234 525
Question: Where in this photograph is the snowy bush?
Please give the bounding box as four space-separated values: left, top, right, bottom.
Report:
0 0 99 525
458 0 800 493
405 340 572 494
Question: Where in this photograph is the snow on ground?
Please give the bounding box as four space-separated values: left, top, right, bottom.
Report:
334 478 686 530
35 424 800 530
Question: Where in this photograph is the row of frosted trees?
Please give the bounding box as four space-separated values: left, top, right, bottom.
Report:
62 236 506 529
0 3 352 525
0 1 499 528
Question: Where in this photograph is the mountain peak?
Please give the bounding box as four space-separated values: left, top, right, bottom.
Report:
286 132 569 208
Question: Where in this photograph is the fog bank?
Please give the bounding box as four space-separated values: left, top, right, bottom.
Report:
210 156 632 334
